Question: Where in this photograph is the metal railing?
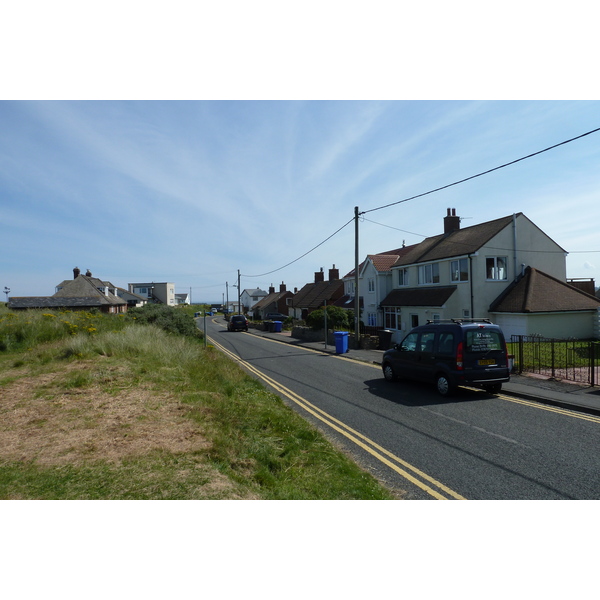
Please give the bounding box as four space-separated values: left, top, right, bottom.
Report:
510 335 600 386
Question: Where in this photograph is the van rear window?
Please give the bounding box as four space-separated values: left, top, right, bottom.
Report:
465 330 502 353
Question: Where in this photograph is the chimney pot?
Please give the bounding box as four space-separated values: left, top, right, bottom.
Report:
328 265 340 281
444 208 460 234
73 266 80 279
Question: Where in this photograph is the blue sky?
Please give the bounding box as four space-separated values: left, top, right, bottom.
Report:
2 100 599 302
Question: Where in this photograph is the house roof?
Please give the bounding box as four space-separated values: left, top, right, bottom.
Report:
292 279 344 310
243 288 268 296
490 267 600 313
332 294 363 310
392 213 565 267
8 296 109 309
344 245 418 278
253 290 292 311
380 286 457 308
54 275 126 306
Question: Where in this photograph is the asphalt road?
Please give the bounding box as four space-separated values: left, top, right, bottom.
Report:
205 317 600 500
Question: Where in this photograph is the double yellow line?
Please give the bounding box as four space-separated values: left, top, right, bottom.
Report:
499 394 600 424
209 335 466 500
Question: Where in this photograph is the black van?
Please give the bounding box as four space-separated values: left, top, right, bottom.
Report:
381 319 510 396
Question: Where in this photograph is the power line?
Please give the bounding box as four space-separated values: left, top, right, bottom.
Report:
363 126 600 215
232 126 600 283
242 217 355 278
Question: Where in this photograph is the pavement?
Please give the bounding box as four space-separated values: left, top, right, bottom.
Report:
246 327 600 416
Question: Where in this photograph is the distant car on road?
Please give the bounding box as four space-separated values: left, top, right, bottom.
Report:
381 318 510 396
228 315 249 332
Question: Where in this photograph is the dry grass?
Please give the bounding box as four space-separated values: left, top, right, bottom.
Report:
0 320 395 500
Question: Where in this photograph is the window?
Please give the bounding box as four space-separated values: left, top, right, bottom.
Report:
419 332 435 352
431 313 441 322
451 258 469 282
347 281 355 295
438 332 455 355
411 314 419 327
368 278 375 292
418 263 439 284
401 332 418 352
384 307 401 329
486 256 507 280
465 330 502 353
397 268 409 286
367 313 377 326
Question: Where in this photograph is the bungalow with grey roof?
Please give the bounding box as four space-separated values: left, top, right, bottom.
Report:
9 267 127 313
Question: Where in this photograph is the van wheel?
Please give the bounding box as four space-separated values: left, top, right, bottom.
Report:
484 383 502 394
382 363 398 382
436 374 455 397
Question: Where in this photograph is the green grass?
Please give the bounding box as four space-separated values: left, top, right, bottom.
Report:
0 308 395 500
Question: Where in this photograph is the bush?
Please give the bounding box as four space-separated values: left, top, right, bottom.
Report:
305 306 350 331
127 304 202 339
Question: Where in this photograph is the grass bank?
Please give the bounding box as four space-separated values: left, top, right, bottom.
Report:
0 308 395 499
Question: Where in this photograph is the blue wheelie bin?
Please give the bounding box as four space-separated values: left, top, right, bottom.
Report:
273 321 283 333
334 331 349 354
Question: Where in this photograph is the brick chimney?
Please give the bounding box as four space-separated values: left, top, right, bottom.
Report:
279 282 287 293
315 268 324 283
269 284 275 294
328 264 339 281
73 266 81 279
444 208 460 234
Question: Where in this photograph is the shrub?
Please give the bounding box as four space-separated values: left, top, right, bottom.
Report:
306 306 350 331
127 304 202 340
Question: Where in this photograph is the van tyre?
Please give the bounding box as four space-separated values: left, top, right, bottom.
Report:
436 374 455 397
382 363 398 382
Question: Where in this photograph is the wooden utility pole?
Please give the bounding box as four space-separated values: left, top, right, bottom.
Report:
354 206 360 349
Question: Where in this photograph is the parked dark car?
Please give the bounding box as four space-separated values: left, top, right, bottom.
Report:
228 315 249 332
265 313 288 321
381 319 510 396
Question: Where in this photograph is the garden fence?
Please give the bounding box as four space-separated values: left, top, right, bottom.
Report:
510 335 600 386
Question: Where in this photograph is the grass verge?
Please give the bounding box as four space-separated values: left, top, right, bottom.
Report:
0 317 395 499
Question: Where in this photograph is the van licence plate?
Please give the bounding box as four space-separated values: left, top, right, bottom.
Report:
478 359 496 366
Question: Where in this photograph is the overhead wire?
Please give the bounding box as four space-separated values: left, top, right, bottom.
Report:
205 126 600 285
362 126 600 215
242 217 355 278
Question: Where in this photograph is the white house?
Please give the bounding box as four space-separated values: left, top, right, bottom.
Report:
128 282 176 306
378 209 600 342
343 247 414 329
240 288 268 316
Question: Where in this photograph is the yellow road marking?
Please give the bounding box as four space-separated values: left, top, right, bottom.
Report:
498 393 600 424
209 335 466 500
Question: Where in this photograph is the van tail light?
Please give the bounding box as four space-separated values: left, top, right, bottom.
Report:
456 341 464 370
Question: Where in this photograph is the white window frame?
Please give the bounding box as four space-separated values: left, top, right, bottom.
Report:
418 263 440 285
451 257 469 282
368 278 375 292
486 256 508 281
384 307 401 330
397 268 409 286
